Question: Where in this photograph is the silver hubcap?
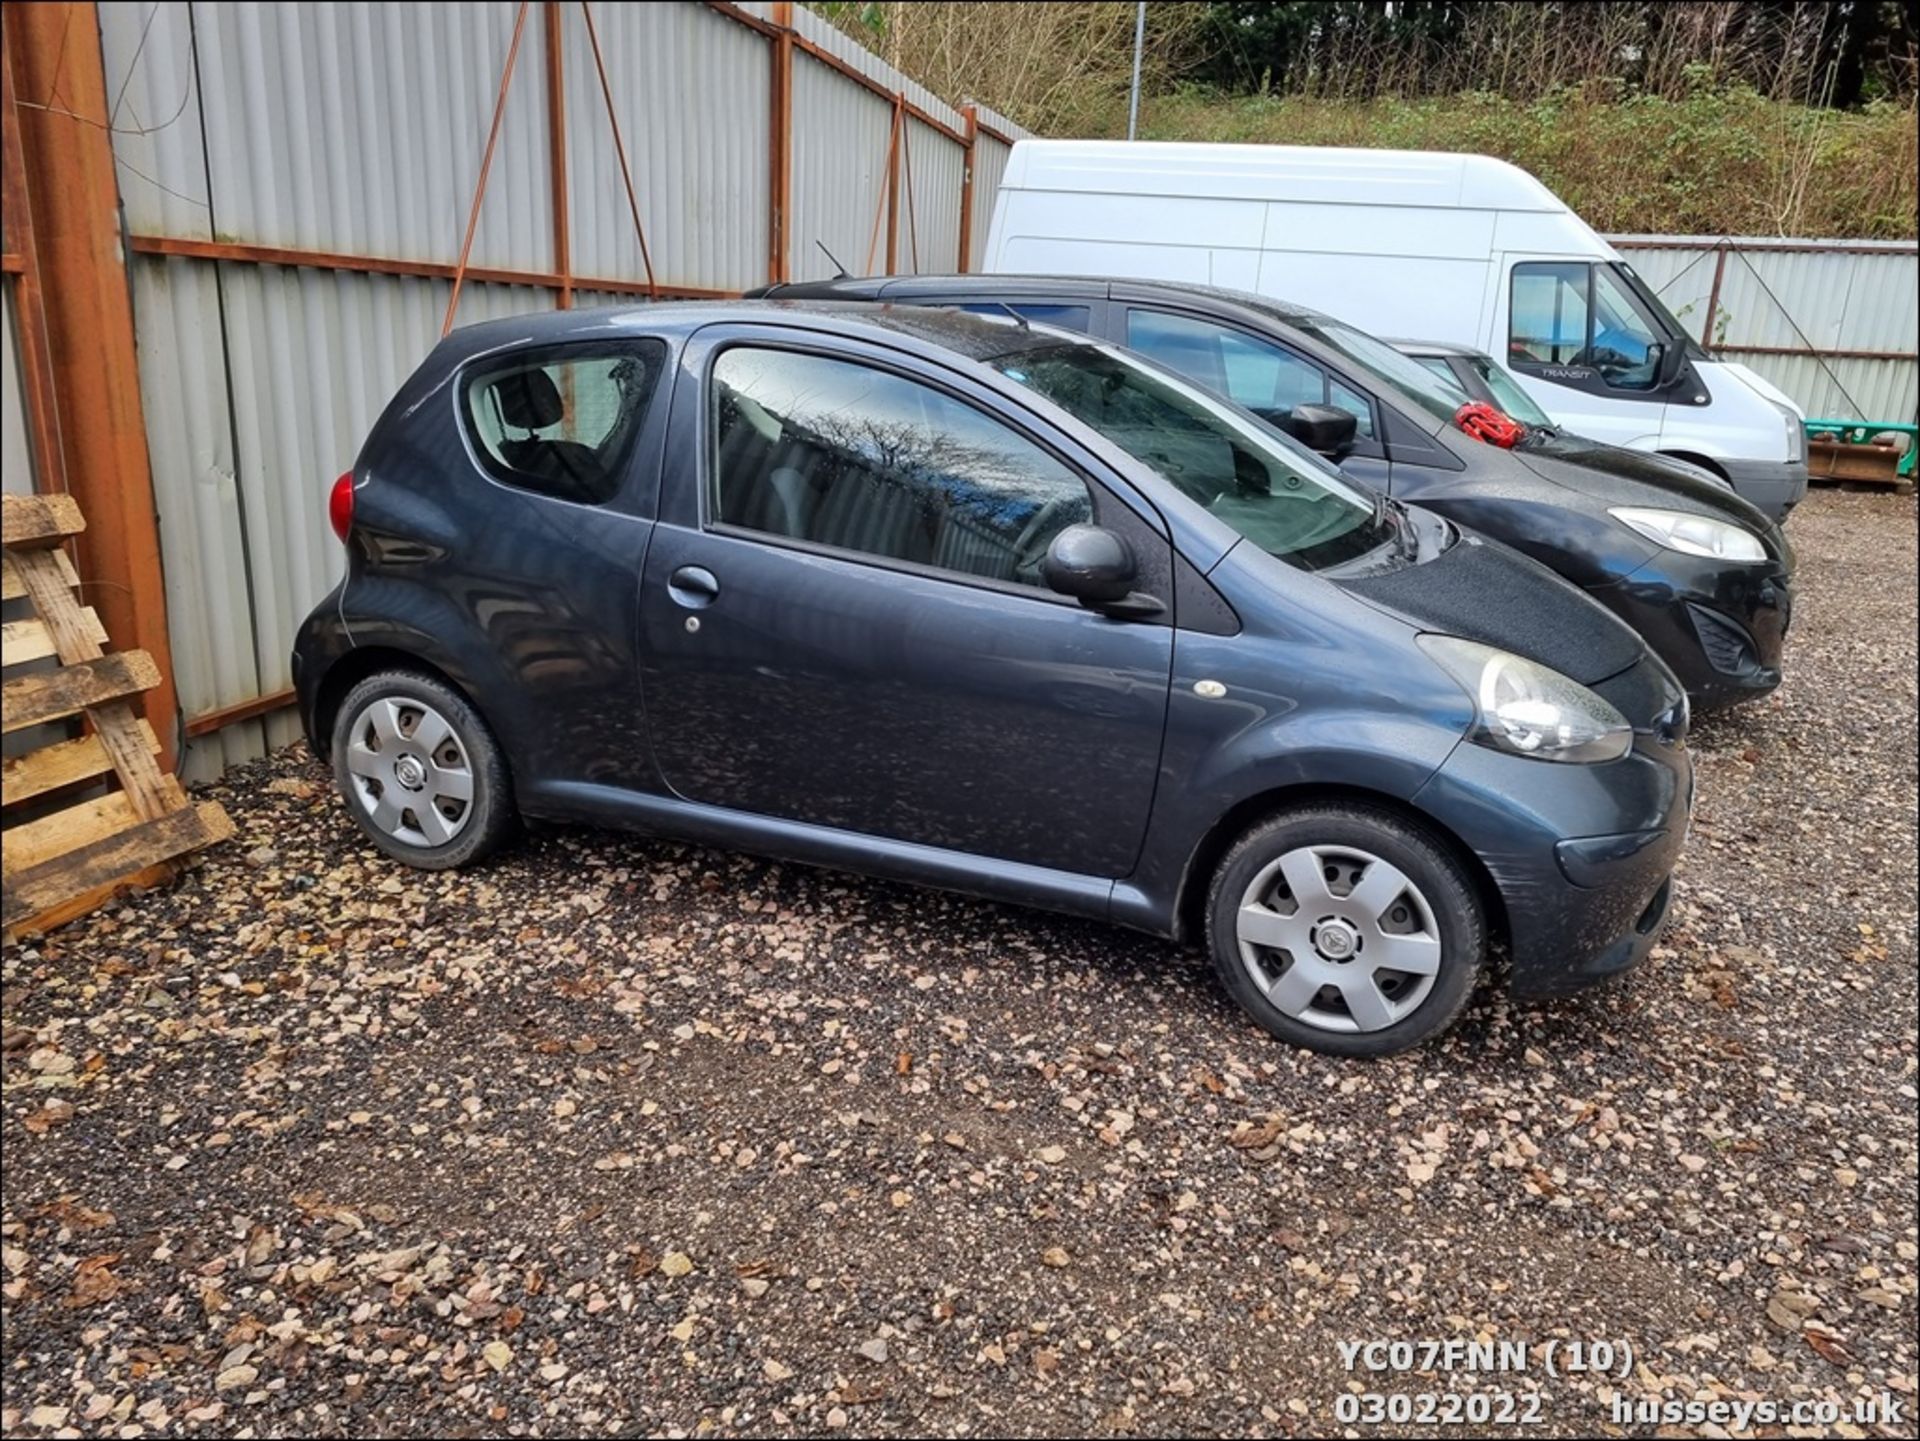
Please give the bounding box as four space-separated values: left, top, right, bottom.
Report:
343 696 475 848
1234 844 1443 1034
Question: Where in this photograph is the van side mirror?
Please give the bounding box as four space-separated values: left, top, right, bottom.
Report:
1275 403 1358 459
1042 524 1163 619
1652 339 1687 388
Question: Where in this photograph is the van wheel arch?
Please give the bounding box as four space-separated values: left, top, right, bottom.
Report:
1657 450 1729 482
1175 784 1508 956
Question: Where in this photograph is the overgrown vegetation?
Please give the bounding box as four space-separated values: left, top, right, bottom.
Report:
1197 1 1917 107
1135 82 1919 238
810 2 1210 135
812 1 1918 239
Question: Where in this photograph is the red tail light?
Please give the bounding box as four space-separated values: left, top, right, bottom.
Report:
329 471 354 541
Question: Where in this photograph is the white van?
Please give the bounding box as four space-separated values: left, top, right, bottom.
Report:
983 140 1809 518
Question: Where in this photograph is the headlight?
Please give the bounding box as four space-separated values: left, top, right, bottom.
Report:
1418 635 1632 764
1776 403 1807 463
1609 507 1766 562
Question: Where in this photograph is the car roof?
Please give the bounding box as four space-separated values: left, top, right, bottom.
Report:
1389 338 1485 359
762 272 1338 330
759 274 1468 438
433 297 1087 370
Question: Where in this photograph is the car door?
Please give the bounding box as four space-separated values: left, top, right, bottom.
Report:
1115 305 1394 490
637 326 1175 879
1498 258 1669 448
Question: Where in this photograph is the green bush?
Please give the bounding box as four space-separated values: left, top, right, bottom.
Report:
1118 84 1918 238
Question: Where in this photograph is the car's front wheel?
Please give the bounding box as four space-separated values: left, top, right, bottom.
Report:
1205 804 1485 1056
330 670 516 869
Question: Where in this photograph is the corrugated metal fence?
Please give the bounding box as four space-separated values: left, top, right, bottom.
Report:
1610 235 1919 427
15 10 1914 784
87 0 1024 778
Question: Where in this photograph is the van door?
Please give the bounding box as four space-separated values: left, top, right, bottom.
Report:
1497 257 1670 449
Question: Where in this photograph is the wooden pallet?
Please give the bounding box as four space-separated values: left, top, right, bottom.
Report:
2 493 233 938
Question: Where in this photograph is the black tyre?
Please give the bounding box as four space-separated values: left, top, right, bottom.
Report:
1205 804 1484 1057
330 670 516 869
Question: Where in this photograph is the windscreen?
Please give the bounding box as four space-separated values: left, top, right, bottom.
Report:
986 342 1391 571
1294 317 1474 427
1611 263 1706 358
1469 357 1555 426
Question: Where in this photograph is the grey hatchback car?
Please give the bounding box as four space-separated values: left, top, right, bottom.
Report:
294 302 1692 1056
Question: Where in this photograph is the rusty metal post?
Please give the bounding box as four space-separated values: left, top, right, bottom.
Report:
8 2 178 766
956 103 977 273
1702 244 1729 348
545 1 572 309
768 1 793 283
445 0 532 335
884 93 902 274
580 0 658 299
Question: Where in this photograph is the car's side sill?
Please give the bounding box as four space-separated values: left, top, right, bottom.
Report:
528 781 1170 934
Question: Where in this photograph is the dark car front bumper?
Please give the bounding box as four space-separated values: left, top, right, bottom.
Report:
1586 552 1792 711
1413 661 1693 999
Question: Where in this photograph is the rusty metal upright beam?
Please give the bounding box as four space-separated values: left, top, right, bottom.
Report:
1701 244 1729 348
883 93 902 274
445 0 532 335
580 0 657 299
8 2 177 767
767 1 794 283
545 1 572 309
956 103 978 273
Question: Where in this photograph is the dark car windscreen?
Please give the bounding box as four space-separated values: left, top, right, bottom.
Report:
1469 357 1555 426
1294 317 1475 428
987 343 1391 570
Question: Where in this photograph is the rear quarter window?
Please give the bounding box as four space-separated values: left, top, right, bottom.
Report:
461 341 665 505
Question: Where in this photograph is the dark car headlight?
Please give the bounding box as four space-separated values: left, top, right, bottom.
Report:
1609 506 1767 563
1419 635 1633 763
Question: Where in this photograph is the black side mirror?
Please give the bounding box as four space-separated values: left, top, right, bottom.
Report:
1278 403 1358 459
1652 339 1687 388
1041 524 1163 619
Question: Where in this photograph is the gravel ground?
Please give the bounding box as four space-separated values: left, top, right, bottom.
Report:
3 487 1915 1439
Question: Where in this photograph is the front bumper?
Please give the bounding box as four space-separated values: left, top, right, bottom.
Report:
1586 551 1793 711
1413 658 1692 999
1719 458 1808 521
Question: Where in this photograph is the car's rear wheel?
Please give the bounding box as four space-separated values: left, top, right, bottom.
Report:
1205 805 1484 1056
331 670 515 869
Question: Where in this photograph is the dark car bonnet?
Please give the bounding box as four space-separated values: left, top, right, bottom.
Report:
1511 432 1791 563
1335 532 1645 686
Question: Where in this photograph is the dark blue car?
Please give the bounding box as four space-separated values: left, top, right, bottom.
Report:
293 302 1691 1056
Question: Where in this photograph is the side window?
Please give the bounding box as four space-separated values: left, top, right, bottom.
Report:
1588 266 1663 390
953 301 1092 332
462 344 663 504
1509 262 1591 367
1326 376 1377 434
1126 309 1373 437
709 348 1093 590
